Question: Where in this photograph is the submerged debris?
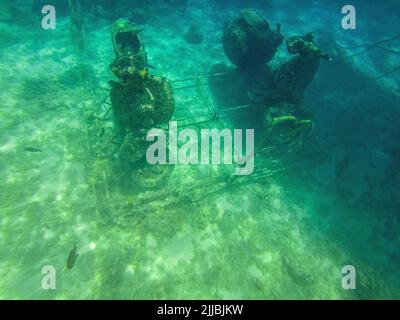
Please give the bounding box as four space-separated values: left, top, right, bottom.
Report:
222 9 283 67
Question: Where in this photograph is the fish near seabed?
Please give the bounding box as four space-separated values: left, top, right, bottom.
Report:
67 243 79 269
24 146 43 153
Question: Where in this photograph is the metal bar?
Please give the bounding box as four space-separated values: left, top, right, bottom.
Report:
218 103 256 113
176 117 219 128
172 102 256 128
96 93 110 112
173 83 208 91
200 86 216 114
102 106 113 120
171 72 228 84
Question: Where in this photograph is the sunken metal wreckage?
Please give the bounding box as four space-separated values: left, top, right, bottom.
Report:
87 9 331 223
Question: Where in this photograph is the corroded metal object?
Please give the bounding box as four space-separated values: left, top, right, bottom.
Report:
271 33 332 103
264 104 314 150
222 9 283 68
109 18 175 134
286 32 332 61
111 18 147 64
110 74 175 132
105 19 176 189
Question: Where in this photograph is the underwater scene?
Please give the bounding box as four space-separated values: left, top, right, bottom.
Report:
0 0 399 300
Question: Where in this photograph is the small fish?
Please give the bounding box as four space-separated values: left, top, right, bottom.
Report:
66 243 79 269
44 103 70 112
24 146 43 153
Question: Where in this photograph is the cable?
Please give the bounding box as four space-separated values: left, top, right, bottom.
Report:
367 64 400 81
339 34 400 80
338 34 400 50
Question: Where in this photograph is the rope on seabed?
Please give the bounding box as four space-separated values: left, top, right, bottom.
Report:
338 34 400 50
346 45 400 58
338 34 400 80
367 64 400 81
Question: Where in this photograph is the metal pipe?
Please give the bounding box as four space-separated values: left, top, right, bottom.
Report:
171 72 228 83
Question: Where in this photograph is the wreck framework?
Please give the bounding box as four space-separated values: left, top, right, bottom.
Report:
66 1 319 227
86 72 319 226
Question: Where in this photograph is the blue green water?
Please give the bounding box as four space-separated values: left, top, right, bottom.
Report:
0 0 399 299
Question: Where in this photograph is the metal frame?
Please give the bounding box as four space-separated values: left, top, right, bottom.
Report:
94 72 259 131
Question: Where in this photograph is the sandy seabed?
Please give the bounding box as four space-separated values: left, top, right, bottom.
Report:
0 0 399 299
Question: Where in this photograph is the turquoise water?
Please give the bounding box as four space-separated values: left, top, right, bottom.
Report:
0 0 399 299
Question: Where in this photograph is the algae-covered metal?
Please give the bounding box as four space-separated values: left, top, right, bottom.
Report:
111 18 148 69
222 9 284 68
